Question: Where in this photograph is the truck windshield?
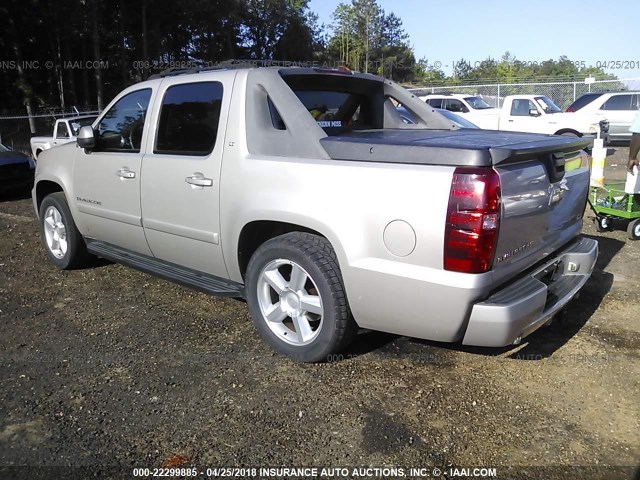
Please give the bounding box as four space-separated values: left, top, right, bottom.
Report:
534 96 562 113
463 96 494 109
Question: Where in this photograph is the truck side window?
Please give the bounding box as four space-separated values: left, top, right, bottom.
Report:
444 99 464 113
426 98 442 108
510 99 534 116
95 89 151 153
56 123 69 139
155 82 223 156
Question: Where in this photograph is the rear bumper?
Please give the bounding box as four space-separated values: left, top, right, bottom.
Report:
462 236 598 347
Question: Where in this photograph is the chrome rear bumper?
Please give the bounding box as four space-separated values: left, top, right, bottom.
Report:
462 236 598 347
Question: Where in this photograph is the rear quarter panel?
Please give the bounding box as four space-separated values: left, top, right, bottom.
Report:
219 77 497 341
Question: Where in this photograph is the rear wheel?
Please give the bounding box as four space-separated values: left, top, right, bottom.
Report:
245 232 357 362
39 192 92 269
627 219 640 240
595 215 612 232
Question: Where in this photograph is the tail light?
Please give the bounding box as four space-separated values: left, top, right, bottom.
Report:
444 167 501 273
566 107 575 112
564 151 590 172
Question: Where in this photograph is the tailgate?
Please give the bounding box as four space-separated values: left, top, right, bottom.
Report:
491 146 590 280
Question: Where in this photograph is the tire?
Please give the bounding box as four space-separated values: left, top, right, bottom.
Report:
245 232 357 362
39 192 92 269
627 218 640 240
595 216 611 232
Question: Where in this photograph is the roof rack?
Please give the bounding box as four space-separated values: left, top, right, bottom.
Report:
148 59 315 79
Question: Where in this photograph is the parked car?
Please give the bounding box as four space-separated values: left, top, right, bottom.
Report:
420 93 496 112
420 93 498 127
423 93 609 140
30 115 97 159
398 106 479 129
434 108 480 129
33 66 597 362
0 143 35 194
396 106 418 124
566 91 640 142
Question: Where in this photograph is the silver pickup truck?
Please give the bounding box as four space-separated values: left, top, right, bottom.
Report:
32 66 598 362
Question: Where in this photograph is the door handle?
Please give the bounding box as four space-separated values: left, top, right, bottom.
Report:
185 173 213 187
116 169 136 179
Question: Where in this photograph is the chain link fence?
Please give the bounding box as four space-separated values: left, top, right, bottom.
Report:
3 77 640 157
0 106 100 156
408 77 640 109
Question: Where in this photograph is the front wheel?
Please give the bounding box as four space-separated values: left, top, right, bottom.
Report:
39 192 92 269
245 232 357 362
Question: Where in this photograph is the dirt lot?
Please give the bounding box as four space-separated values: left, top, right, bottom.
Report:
0 148 638 480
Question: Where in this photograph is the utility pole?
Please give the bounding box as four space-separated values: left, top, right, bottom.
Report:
364 12 369 73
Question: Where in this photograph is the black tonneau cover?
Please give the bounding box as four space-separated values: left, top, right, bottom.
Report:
320 129 591 167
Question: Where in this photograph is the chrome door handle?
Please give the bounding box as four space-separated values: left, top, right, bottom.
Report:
116 169 136 179
185 173 213 187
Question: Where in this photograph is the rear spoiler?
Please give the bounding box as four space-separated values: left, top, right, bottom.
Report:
490 137 591 183
490 137 591 164
320 130 592 170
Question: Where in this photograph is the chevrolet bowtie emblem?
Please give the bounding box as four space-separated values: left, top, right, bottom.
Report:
549 180 569 206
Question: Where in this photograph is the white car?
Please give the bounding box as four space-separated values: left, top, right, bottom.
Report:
566 91 640 142
419 93 499 129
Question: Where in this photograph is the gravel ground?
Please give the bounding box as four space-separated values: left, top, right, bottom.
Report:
0 149 638 480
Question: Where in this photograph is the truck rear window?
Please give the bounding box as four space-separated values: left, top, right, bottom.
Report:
295 90 367 129
281 73 383 135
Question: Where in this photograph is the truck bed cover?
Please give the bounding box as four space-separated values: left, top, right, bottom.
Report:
320 129 591 166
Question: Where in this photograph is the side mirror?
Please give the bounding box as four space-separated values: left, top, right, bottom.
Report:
529 108 541 117
461 106 469 113
77 125 95 150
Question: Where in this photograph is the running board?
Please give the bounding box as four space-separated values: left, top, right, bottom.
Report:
86 239 244 298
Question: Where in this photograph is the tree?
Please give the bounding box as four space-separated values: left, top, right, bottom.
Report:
274 3 322 60
326 0 415 79
414 58 445 84
453 59 472 80
239 0 319 60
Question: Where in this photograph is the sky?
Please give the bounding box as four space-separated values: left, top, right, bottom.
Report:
308 0 640 82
